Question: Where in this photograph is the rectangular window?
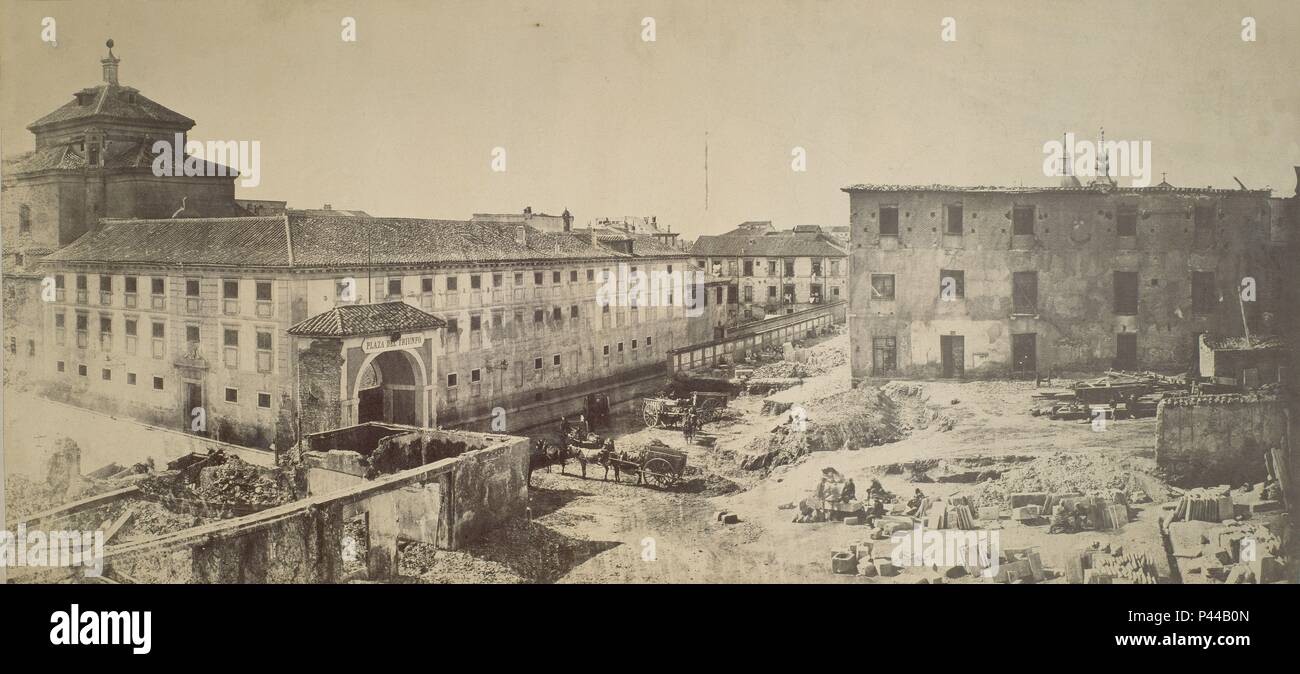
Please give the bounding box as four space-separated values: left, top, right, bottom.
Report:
446 318 459 333
552 353 561 366
78 364 87 377
551 306 562 321
1117 205 1138 237
222 279 239 315
127 372 137 385
534 272 544 285
946 205 964 234
569 270 578 283
570 305 579 318
255 280 273 316
534 309 544 323
1013 271 1039 314
185 279 201 311
422 277 434 293
602 345 610 356
470 274 481 290
99 275 112 304
515 272 524 286
533 357 543 370
470 315 481 331
471 368 481 383
617 342 625 353
743 260 754 276
1013 206 1036 236
256 330 273 372
151 277 166 302
743 286 754 302
153 376 164 390
1192 271 1216 314
587 269 595 282
225 388 239 404
645 336 652 347
57 361 66 373
871 274 896 300
812 261 822 277
784 259 795 277
879 206 899 236
1113 271 1139 315
631 339 638 350
768 285 777 298
493 273 503 287
388 278 403 297
223 328 239 368
257 392 272 409
552 270 561 284
101 368 112 381
446 276 458 291
447 373 458 388
939 270 965 299
123 276 138 306
1194 203 1215 232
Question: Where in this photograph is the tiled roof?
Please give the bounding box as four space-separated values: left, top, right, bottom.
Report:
4 139 235 176
690 233 848 258
41 213 691 269
841 183 1273 196
28 85 193 130
288 302 446 337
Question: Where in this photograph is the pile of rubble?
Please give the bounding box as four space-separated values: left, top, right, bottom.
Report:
137 453 296 516
1165 499 1288 584
972 452 1151 507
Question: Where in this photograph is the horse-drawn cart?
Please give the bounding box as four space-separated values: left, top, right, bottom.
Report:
625 444 689 488
642 392 728 428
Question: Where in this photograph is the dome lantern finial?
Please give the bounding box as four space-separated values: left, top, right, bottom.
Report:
101 38 120 85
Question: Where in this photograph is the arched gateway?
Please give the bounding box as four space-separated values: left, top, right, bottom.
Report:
288 302 445 433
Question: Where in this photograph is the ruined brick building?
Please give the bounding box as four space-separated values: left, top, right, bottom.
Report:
844 170 1299 382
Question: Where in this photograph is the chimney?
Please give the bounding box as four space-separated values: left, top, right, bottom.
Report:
562 208 572 231
515 225 527 247
523 206 532 216
101 39 120 85
323 203 333 210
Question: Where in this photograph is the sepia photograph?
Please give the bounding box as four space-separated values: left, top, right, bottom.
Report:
0 0 1297 655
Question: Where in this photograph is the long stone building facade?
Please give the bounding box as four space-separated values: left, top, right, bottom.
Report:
33 213 716 448
844 176 1298 382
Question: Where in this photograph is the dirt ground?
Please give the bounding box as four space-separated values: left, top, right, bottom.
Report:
402 334 1186 584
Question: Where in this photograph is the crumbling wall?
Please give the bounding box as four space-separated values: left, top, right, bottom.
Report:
297 338 345 436
446 437 530 548
1155 394 1288 487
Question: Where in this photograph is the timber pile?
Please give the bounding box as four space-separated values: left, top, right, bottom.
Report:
1032 370 1187 421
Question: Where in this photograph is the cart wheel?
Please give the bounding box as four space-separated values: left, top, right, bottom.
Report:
643 458 673 488
643 404 660 428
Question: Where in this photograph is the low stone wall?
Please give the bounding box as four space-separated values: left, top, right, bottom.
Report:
104 432 529 583
1155 394 1289 487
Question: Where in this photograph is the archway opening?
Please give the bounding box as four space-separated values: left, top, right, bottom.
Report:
357 350 422 425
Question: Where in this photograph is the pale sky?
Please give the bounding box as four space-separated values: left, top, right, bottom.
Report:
2 0 1298 238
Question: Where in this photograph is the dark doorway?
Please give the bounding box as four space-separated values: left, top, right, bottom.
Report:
940 335 965 378
358 387 384 423
1012 333 1037 374
184 382 203 433
1115 333 1138 370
